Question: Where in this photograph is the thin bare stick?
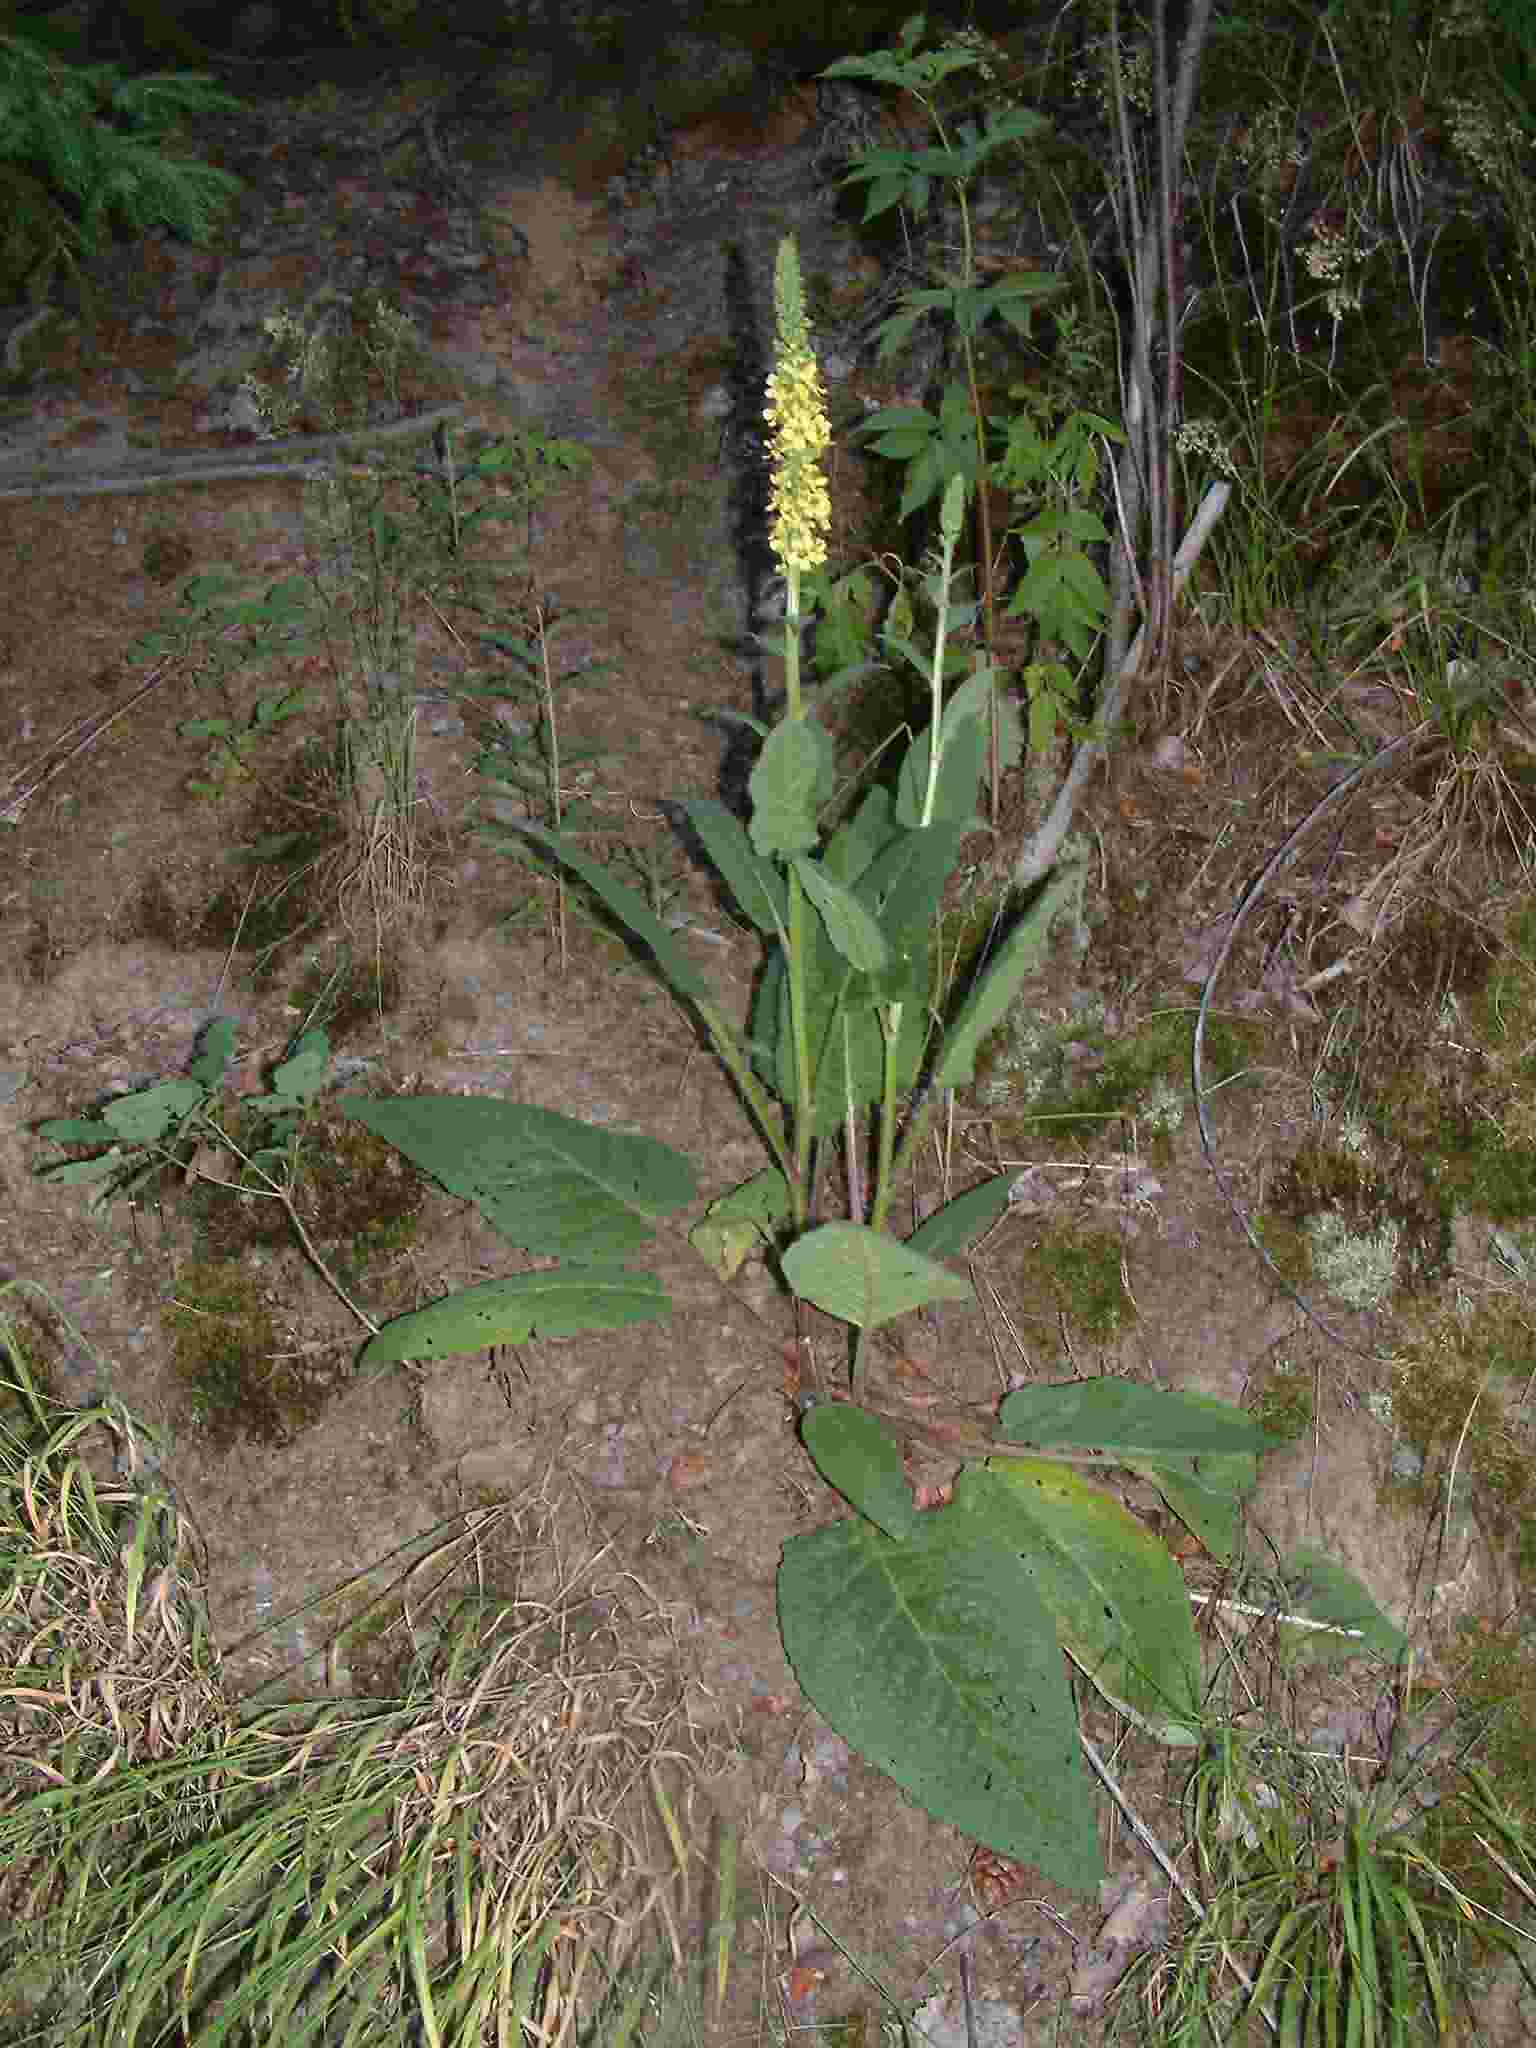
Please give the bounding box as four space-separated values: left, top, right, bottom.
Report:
1 659 177 825
1079 1727 1278 2037
1012 480 1230 887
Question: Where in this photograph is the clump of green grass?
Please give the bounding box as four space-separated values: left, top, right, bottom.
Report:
0 1316 718 2046
1145 1723 1536 2046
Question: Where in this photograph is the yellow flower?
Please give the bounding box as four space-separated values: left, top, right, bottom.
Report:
765 238 831 578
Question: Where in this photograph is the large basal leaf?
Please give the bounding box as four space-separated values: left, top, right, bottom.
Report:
37 1148 128 1185
782 1222 972 1329
956 1461 1203 1745
998 1377 1277 1458
778 1515 1103 1892
934 863 1084 1090
190 1016 238 1087
360 1267 670 1366
802 1403 919 1542
268 1029 330 1106
336 1096 696 1261
1120 1389 1269 1563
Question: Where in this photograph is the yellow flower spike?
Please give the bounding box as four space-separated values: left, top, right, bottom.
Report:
764 237 831 581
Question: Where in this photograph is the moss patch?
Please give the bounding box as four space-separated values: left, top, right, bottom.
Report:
1018 1227 1132 1341
167 1259 349 1450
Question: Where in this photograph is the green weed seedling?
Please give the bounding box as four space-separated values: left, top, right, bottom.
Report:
36 1018 325 1214
32 1020 395 1342
180 685 309 797
130 289 593 934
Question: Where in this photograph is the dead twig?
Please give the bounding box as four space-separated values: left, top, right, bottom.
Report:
1 658 179 826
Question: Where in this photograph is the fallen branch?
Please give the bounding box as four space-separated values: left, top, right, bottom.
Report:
0 404 469 501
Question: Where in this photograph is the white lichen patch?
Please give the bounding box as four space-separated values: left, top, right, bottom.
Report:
1139 1074 1185 1135
1305 1211 1400 1310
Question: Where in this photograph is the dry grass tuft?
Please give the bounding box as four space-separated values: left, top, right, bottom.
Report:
0 1297 721 2044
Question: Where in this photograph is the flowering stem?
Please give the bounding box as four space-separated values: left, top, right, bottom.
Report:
781 564 813 1223
764 239 832 1232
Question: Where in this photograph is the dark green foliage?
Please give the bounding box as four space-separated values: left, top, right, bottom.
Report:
0 24 242 306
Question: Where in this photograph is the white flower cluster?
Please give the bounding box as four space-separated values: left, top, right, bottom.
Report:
945 26 1002 85
1447 97 1523 185
239 307 332 435
1302 220 1363 318
1235 104 1309 215
1072 36 1154 121
1174 417 1237 478
1438 0 1489 36
1302 219 1348 280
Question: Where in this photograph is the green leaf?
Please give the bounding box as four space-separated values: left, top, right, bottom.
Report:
696 1166 792 1229
38 1149 128 1184
36 1117 116 1144
802 1404 919 1542
1279 1549 1409 1659
998 1378 1279 1457
336 1096 696 1261
190 1018 237 1088
906 1174 1014 1260
1129 1453 1252 1564
791 856 891 974
512 824 715 1009
958 1461 1203 1744
269 1029 330 1106
748 719 836 857
100 1079 206 1144
688 1168 791 1278
754 823 957 1134
822 786 898 886
680 798 787 935
857 822 966 969
895 701 986 830
359 1267 671 1365
778 1514 1102 1892
934 863 1084 1090
855 403 937 454
782 1221 971 1330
